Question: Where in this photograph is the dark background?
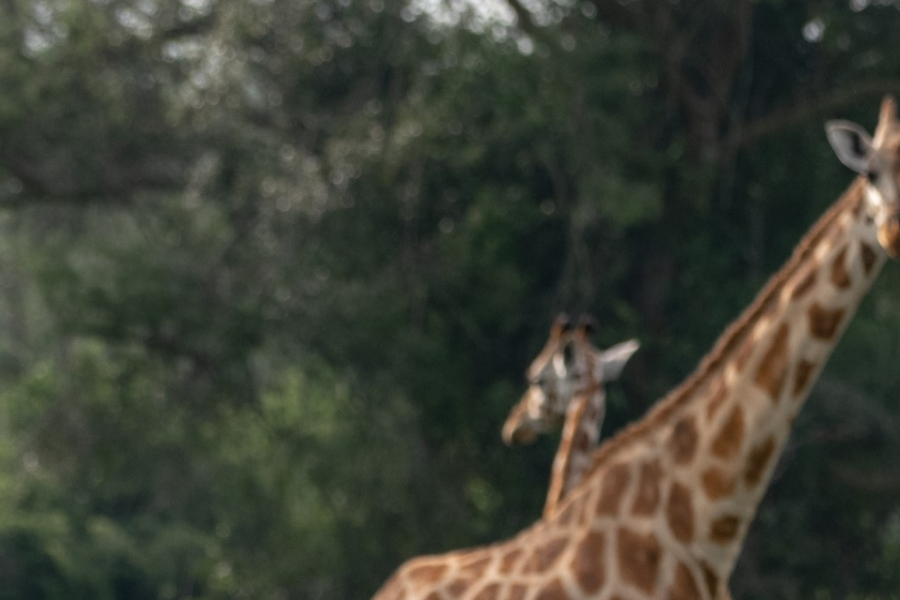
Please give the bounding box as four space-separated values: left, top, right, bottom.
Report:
0 1 899 598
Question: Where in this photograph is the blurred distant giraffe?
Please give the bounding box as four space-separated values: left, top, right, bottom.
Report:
372 97 899 600
502 314 638 519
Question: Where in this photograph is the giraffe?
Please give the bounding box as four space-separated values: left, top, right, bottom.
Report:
501 314 639 519
371 97 900 600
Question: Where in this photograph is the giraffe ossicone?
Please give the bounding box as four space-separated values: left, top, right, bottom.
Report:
372 97 900 600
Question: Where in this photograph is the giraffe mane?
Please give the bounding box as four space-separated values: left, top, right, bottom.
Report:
582 177 867 477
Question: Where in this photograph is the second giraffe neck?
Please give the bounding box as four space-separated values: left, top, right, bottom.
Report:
544 387 605 519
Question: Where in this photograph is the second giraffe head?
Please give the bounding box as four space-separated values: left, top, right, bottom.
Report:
501 314 639 445
828 95 900 257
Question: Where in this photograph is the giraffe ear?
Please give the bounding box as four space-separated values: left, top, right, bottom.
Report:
826 120 874 174
597 339 639 382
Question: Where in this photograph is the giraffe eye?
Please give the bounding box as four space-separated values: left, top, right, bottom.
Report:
867 170 880 184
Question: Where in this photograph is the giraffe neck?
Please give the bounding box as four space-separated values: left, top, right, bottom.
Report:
553 180 888 592
690 181 887 574
543 387 606 519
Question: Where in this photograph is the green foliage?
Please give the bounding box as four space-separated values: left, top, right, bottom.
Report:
0 1 899 599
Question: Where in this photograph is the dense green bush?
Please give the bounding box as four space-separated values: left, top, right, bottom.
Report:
0 1 899 598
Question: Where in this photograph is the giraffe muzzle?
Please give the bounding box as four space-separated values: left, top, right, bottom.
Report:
502 389 545 445
503 423 538 445
878 213 900 258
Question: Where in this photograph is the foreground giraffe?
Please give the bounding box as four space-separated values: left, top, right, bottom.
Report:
372 97 900 600
502 315 639 519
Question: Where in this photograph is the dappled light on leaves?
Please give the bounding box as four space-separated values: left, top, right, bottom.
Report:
1 0 900 599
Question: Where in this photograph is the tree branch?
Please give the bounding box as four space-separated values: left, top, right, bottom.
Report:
585 0 643 30
724 80 900 152
504 0 536 35
1 151 185 205
831 463 900 494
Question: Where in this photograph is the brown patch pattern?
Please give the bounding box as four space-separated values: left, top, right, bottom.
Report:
734 336 755 372
712 405 745 460
555 494 583 527
447 578 472 597
824 222 845 247
617 528 662 595
830 244 852 289
790 265 818 300
570 531 605 594
460 555 492 576
808 302 845 340
668 415 699 465
705 381 729 421
554 501 575 527
666 481 695 543
851 194 864 218
701 466 736 500
498 548 522 575
701 560 720 598
668 561 701 600
744 435 777 487
754 323 790 400
880 215 900 257
577 488 597 527
471 583 500 600
534 578 567 600
595 462 631 516
631 460 663 516
792 359 816 398
860 241 877 274
408 563 448 584
573 429 590 452
522 538 568 574
710 515 741 544
507 585 527 600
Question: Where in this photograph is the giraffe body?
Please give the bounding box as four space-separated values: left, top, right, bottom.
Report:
373 98 900 600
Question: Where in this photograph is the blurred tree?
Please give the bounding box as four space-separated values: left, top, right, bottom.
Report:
0 0 899 599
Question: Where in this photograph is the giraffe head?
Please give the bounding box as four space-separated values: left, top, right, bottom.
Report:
501 314 639 445
827 95 900 257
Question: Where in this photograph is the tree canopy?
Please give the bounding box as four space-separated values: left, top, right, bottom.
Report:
1 1 899 598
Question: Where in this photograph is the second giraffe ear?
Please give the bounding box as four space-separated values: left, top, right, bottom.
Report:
826 120 874 174
597 339 640 382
